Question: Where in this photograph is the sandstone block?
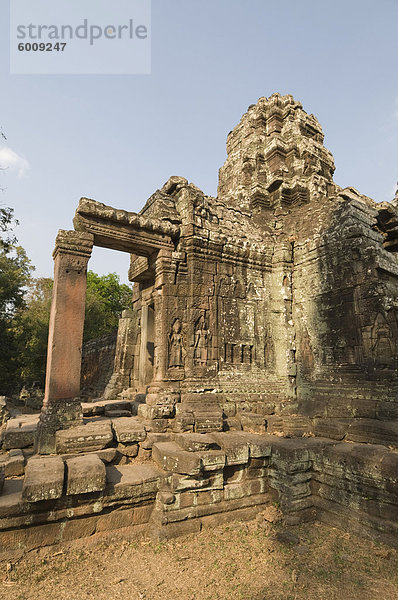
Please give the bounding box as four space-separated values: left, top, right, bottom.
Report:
143 419 170 433
95 447 118 463
175 433 221 452
2 415 38 450
224 417 243 431
152 442 202 475
106 463 161 500
172 471 224 492
22 456 65 502
117 443 139 457
81 402 104 417
105 409 132 418
196 450 226 471
209 433 249 465
5 449 25 477
239 412 266 433
66 454 106 495
313 418 350 440
194 410 223 433
56 421 113 453
140 432 175 450
235 433 272 458
347 419 398 448
111 417 146 443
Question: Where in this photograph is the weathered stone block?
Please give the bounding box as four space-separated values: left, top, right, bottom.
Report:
56 421 113 453
224 479 266 500
106 463 161 500
152 442 202 475
239 412 266 433
347 419 398 447
209 433 249 465
111 417 146 443
117 442 139 457
196 450 226 471
175 433 221 452
313 418 350 440
5 449 25 477
2 415 38 450
140 432 175 450
224 417 243 431
171 471 223 492
22 456 65 502
236 433 272 458
66 454 106 495
143 419 170 433
95 447 118 463
194 414 224 433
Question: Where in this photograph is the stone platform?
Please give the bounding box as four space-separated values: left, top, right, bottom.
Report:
1 418 398 555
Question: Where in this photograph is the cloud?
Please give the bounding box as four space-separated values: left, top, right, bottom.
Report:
0 146 30 177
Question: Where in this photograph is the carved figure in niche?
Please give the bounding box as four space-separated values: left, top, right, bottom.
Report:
234 280 246 299
194 315 211 365
169 319 184 367
371 313 394 367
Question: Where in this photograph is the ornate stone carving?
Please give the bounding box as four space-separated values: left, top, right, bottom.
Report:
371 313 395 368
168 319 184 368
194 315 211 366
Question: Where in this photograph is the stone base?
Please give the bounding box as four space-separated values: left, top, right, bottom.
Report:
35 398 83 454
2 431 398 554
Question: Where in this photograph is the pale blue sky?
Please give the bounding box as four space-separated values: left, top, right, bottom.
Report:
1 0 397 282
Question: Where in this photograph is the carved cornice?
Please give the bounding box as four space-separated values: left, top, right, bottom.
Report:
53 230 94 261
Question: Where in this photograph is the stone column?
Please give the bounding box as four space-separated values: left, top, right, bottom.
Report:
138 303 149 390
36 230 94 454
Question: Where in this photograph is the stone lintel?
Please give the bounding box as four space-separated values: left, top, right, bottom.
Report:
74 198 177 256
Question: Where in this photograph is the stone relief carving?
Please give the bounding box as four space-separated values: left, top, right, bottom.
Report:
168 318 184 368
371 313 395 367
194 315 211 366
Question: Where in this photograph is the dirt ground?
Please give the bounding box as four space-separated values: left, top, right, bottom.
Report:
1 516 398 600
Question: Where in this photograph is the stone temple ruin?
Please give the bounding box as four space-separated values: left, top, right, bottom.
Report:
1 93 398 553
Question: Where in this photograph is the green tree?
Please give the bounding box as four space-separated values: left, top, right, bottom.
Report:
0 238 34 393
84 271 132 342
10 271 132 389
13 278 53 387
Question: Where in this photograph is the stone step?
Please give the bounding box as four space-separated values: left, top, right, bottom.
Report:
0 478 23 513
1 414 39 450
0 449 25 477
65 454 106 495
22 455 65 502
111 417 147 443
174 433 221 452
152 441 203 475
56 420 114 454
81 399 134 417
105 463 162 500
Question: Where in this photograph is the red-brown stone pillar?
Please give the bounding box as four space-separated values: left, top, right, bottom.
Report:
35 230 94 454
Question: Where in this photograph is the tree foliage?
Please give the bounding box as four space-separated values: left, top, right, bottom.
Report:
84 271 132 342
13 278 53 387
0 213 34 392
6 271 132 391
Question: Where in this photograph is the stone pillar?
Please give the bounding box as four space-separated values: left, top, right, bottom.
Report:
36 230 94 454
138 303 149 390
103 309 138 400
